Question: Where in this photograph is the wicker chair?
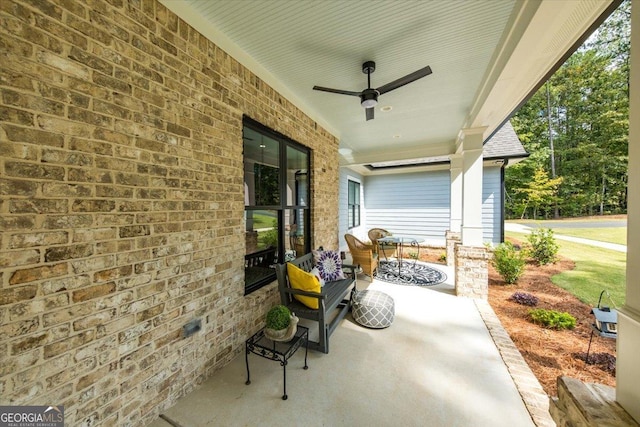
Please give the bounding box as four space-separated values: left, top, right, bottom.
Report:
368 228 397 259
344 233 378 280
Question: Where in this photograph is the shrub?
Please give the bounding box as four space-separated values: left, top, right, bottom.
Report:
529 308 576 329
261 219 278 248
509 292 539 306
526 228 559 265
266 305 291 330
439 252 447 263
491 242 526 284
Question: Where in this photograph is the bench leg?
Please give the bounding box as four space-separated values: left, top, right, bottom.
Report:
318 320 329 354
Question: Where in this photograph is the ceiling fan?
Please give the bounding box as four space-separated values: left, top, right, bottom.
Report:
313 61 432 121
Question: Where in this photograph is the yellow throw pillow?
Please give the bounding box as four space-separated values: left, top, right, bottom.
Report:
287 263 321 309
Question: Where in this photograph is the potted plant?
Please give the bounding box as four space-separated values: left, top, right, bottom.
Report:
264 305 298 341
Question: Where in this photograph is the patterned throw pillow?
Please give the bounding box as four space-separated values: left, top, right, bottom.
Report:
312 250 345 282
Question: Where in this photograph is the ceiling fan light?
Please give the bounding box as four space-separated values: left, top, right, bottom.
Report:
361 98 377 108
360 91 378 108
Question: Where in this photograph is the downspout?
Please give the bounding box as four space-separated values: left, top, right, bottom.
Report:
501 159 508 243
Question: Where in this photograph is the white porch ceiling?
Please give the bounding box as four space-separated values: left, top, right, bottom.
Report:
161 0 616 172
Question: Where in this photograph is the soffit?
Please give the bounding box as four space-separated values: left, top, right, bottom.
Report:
162 0 615 170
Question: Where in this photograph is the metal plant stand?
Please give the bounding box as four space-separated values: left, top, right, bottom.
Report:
245 325 309 400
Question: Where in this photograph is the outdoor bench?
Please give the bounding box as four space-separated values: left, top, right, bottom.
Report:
275 253 357 353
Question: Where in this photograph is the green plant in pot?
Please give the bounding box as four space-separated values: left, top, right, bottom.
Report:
264 305 298 342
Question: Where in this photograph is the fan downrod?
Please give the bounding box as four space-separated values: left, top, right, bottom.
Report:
362 61 376 74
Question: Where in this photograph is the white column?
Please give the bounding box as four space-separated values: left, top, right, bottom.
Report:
449 154 463 233
460 127 486 246
617 1 640 422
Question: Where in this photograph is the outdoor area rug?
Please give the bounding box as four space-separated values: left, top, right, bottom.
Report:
376 260 447 286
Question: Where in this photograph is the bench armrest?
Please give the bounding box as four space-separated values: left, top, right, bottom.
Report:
341 263 358 278
281 286 326 300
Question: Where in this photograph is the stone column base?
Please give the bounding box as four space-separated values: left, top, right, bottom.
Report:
454 245 489 299
550 376 639 427
445 230 461 268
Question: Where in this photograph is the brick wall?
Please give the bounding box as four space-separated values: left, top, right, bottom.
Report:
0 0 340 425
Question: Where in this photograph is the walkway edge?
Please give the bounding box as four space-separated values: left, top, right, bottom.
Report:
475 299 557 427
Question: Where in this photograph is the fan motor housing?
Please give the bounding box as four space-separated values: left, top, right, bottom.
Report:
360 88 378 107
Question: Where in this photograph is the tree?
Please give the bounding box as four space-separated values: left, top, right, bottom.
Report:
516 168 563 219
506 0 629 218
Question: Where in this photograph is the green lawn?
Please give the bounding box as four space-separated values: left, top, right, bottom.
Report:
551 227 626 245
507 231 626 308
252 212 276 229
512 215 626 224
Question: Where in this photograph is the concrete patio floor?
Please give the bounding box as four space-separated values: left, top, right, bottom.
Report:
150 263 553 427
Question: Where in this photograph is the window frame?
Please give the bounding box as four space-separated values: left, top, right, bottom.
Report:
347 179 361 229
243 117 311 295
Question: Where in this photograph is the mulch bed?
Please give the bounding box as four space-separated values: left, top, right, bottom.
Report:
415 246 617 397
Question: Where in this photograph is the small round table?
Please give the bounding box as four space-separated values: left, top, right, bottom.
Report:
377 236 423 275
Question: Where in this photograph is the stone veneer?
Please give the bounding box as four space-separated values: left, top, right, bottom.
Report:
454 245 490 299
0 1 340 425
445 230 460 268
550 376 639 427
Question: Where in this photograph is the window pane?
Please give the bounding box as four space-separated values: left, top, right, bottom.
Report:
244 133 279 207
348 206 354 228
286 146 308 206
244 209 278 293
348 180 360 205
348 180 360 228
245 210 279 253
348 181 355 204
285 208 308 261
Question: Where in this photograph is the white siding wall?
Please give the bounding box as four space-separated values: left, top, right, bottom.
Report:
338 167 503 250
365 171 451 246
482 167 502 244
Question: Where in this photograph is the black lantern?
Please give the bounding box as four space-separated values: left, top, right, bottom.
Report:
585 290 618 364
591 306 617 338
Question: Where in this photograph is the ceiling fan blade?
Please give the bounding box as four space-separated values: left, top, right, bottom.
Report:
313 86 362 96
365 107 374 121
376 65 432 95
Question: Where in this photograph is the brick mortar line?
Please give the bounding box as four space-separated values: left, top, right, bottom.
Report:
475 299 556 427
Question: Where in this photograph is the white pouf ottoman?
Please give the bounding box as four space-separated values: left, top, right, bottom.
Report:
352 290 395 329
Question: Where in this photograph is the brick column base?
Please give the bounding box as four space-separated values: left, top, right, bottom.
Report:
445 230 461 268
454 245 490 299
